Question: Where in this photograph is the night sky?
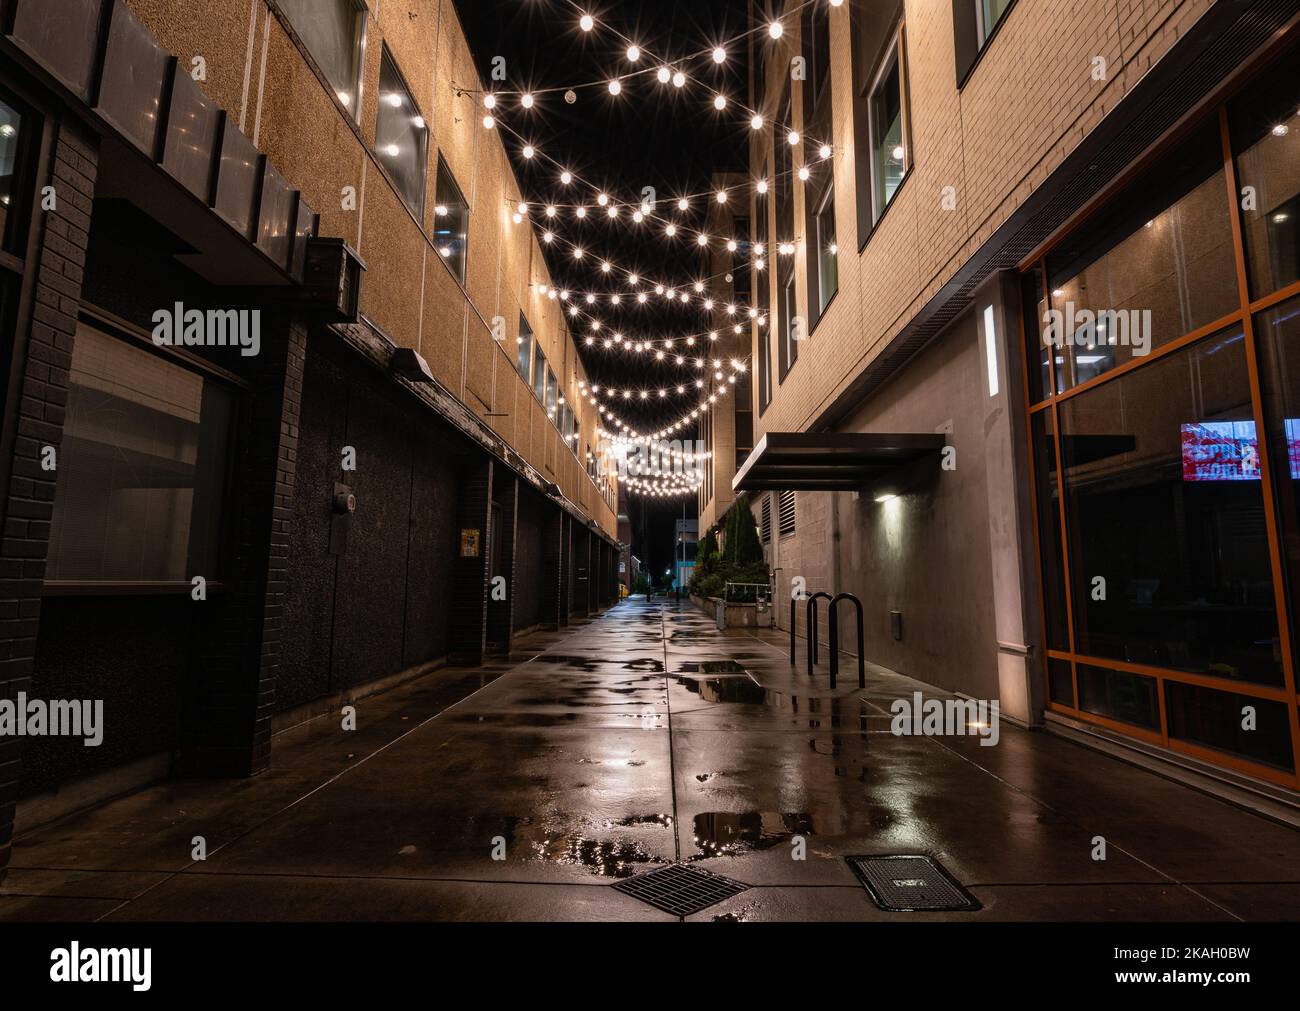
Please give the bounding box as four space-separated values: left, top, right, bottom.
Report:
452 0 750 576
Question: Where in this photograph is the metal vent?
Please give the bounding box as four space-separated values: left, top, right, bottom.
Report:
760 494 772 543
777 489 796 537
613 863 749 916
848 855 979 912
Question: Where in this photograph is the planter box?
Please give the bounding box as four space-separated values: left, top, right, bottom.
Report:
691 595 770 628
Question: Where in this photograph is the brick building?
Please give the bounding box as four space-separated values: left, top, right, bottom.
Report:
0 0 621 881
726 0 1300 799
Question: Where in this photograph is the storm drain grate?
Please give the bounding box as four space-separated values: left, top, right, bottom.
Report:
847 855 980 912
613 863 749 916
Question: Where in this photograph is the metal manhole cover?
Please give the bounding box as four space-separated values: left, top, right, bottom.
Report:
847 855 979 912
613 863 749 916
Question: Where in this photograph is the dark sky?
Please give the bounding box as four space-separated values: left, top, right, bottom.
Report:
452 0 750 572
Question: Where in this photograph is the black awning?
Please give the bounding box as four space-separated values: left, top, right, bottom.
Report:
732 432 947 492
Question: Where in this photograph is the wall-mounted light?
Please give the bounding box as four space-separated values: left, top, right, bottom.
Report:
983 304 1000 398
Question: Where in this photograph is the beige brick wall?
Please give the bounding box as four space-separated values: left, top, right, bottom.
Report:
124 0 618 536
748 0 1213 442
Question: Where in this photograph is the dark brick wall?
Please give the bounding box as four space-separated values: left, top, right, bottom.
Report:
486 474 518 652
0 119 98 877
179 311 307 777
279 337 461 709
512 486 546 632
449 458 492 663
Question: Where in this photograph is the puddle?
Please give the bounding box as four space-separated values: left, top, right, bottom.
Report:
533 836 666 878
675 660 750 674
533 655 666 672
690 811 815 857
676 675 767 704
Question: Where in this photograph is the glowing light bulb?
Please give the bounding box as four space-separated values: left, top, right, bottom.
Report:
627 45 641 62
714 94 727 110
820 144 832 159
672 71 686 88
580 14 595 31
522 145 535 158
521 93 534 109
560 170 573 185
788 129 800 145
716 190 728 203
483 94 496 110
756 179 769 194
712 47 727 64
608 79 622 96
657 66 671 83
750 113 764 130
482 115 495 129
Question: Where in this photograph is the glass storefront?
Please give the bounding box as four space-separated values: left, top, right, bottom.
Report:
1023 40 1300 789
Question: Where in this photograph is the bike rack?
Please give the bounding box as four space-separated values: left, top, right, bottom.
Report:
805 592 833 678
827 592 866 689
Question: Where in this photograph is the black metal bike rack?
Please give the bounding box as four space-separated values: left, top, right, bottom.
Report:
805 592 833 678
827 593 866 689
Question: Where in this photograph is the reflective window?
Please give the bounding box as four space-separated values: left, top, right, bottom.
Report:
277 0 365 119
1230 52 1300 299
1077 663 1159 730
816 184 838 312
47 324 235 585
1057 327 1283 686
516 313 533 379
0 96 26 252
434 157 469 284
1045 123 1236 391
376 49 428 219
868 28 908 222
977 0 1014 46
1256 295 1300 664
546 367 558 418
533 348 547 402
1165 681 1294 771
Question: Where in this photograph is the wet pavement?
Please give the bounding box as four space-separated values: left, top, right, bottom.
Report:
3 597 1300 921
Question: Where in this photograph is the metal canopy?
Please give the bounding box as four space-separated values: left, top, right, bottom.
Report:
732 432 947 492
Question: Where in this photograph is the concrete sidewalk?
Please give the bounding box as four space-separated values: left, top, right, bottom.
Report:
3 597 1299 921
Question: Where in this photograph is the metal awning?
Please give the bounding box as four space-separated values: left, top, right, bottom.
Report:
732 432 947 492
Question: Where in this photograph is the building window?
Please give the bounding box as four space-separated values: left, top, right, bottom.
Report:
816 183 838 313
867 24 909 224
46 323 236 586
546 367 558 419
276 0 366 118
532 348 547 402
1229 54 1300 300
0 95 30 252
954 0 1016 85
801 0 833 142
517 313 533 378
755 176 772 411
376 48 428 220
976 0 1014 46
777 273 797 379
1044 121 1234 393
434 156 469 284
777 489 796 537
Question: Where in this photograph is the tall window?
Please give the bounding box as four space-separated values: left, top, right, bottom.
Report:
1229 54 1300 300
0 95 27 249
434 156 469 284
755 171 771 411
867 25 909 223
276 0 366 118
977 0 1014 45
47 324 236 586
376 48 428 219
532 348 547 402
516 313 533 378
776 93 797 380
545 367 558 419
816 184 838 313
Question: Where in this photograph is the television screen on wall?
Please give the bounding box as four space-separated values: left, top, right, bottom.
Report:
1179 420 1300 482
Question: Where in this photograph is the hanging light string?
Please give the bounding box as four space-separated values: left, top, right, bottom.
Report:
473 0 839 161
